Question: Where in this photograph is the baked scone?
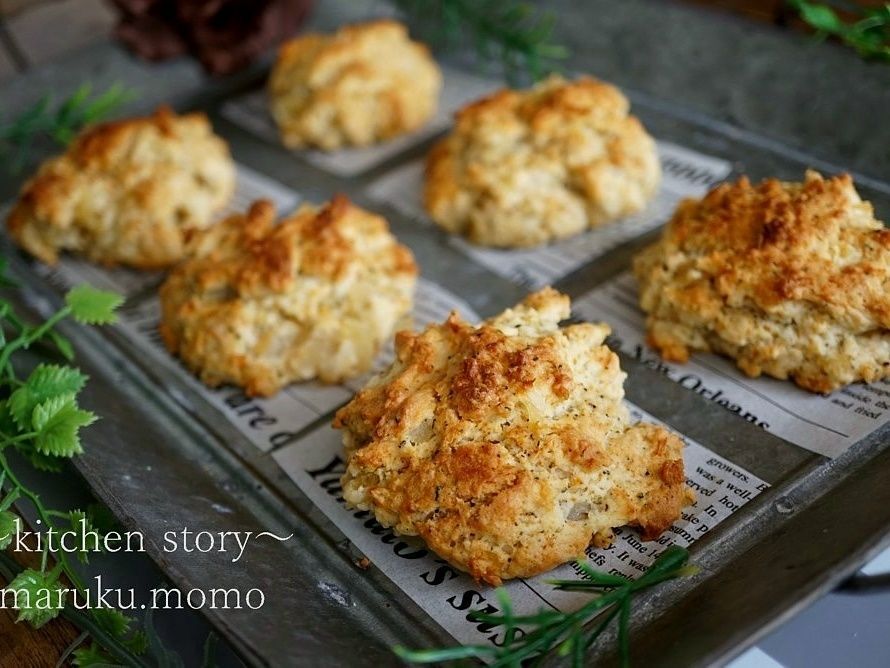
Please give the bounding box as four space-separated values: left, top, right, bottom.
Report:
335 289 692 585
159 196 418 396
634 171 890 394
7 107 235 268
268 20 442 150
424 75 661 248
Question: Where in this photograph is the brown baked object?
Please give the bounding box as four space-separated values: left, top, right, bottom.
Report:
159 196 418 396
424 75 661 248
7 107 235 268
335 288 692 585
634 171 890 393
268 20 442 150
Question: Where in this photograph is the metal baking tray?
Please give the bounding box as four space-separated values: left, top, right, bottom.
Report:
3 11 890 668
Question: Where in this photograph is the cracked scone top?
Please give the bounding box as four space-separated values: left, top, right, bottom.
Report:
7 107 235 268
634 171 890 393
334 289 691 585
268 20 442 150
159 196 417 397
424 75 661 248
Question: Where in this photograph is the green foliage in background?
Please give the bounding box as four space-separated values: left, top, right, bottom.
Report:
0 82 133 172
790 0 890 60
391 0 568 82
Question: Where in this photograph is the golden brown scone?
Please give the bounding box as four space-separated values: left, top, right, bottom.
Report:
159 196 418 396
424 75 660 248
6 107 235 268
334 289 692 585
268 20 441 150
634 171 890 394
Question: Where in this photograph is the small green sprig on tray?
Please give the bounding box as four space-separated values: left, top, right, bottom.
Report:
0 82 134 173
789 0 890 60
395 545 695 667
391 0 568 83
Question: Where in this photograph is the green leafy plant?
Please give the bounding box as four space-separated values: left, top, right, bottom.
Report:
0 82 134 172
391 0 568 82
395 545 695 667
0 257 167 666
789 0 890 60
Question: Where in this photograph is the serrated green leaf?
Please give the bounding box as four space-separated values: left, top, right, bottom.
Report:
8 389 37 432
91 605 132 637
72 643 116 667
68 509 103 564
31 395 73 431
0 510 17 550
32 364 88 395
4 568 65 628
15 446 65 472
32 395 96 457
0 400 19 439
65 286 123 325
125 629 149 655
8 364 87 431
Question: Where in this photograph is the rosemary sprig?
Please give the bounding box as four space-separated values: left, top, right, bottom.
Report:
0 82 134 173
391 0 568 83
395 545 696 667
789 0 890 60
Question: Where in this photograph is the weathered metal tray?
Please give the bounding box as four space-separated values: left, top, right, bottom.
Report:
2 2 890 666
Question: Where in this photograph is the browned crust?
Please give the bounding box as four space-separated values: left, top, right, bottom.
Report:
335 289 692 584
423 75 660 247
634 171 890 393
159 196 418 396
6 106 234 268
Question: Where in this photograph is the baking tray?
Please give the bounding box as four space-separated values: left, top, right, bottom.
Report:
3 13 890 668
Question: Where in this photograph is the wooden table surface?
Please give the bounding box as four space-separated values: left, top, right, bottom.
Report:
0 542 80 668
0 609 80 668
